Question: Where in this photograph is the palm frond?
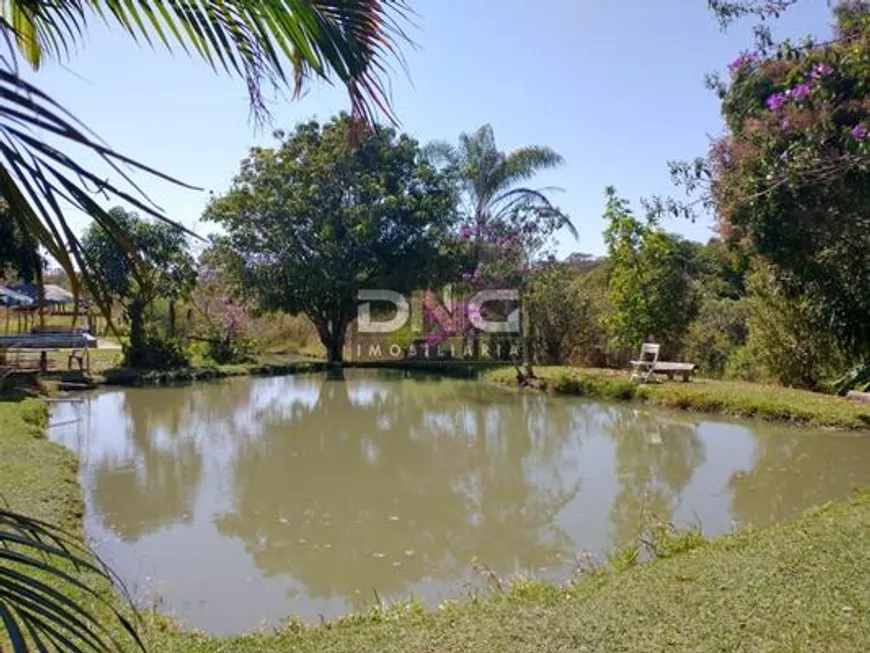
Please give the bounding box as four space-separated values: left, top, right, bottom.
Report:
0 507 145 652
492 186 578 239
4 0 413 125
0 41 200 320
494 146 564 189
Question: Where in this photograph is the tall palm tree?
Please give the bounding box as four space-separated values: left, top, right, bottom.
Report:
0 0 411 310
427 124 577 240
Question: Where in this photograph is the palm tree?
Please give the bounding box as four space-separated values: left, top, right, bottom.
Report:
0 0 411 310
427 124 576 240
426 125 576 372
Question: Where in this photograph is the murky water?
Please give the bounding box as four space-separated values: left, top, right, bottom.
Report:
49 370 870 635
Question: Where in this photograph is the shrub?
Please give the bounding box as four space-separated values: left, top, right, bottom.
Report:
123 332 190 369
741 268 847 390
683 298 748 377
724 345 764 383
206 331 260 364
526 260 611 366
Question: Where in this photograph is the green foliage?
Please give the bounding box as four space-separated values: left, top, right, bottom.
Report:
526 262 608 365
83 207 196 366
683 298 749 377
644 524 706 559
710 3 870 359
742 267 848 390
82 207 196 305
607 545 640 572
0 203 41 282
723 345 764 383
203 114 458 363
834 363 870 395
426 124 574 242
602 187 699 352
205 331 260 365
0 1 409 318
552 371 641 401
0 509 145 653
123 332 190 370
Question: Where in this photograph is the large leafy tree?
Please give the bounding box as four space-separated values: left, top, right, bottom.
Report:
603 187 699 353
682 1 870 360
0 0 411 310
81 206 196 364
203 114 457 363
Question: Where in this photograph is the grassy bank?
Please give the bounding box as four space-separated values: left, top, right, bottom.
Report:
93 359 329 387
3 398 870 651
485 366 870 430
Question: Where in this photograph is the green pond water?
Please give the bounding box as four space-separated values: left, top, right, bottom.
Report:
48 369 870 635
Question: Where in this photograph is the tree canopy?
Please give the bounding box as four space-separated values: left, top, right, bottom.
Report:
81 206 196 364
708 1 870 358
603 187 699 352
426 124 575 242
203 114 458 363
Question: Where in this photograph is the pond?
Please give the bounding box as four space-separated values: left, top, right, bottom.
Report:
49 369 870 635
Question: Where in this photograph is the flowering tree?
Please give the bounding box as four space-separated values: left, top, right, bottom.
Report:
662 1 870 362
712 1 870 359
421 205 565 363
193 256 259 364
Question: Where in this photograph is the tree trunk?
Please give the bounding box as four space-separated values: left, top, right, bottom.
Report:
311 313 349 364
168 300 177 337
102 305 113 337
127 297 146 366
519 282 534 376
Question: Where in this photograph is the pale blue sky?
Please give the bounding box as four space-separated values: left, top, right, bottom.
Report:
27 0 832 258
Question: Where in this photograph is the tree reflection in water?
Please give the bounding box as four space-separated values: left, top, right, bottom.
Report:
213 370 582 609
56 371 870 633
92 379 257 541
604 407 706 548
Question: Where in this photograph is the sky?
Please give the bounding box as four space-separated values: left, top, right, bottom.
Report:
25 0 835 259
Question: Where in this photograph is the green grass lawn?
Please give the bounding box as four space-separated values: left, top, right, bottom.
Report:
485 366 870 430
2 396 870 651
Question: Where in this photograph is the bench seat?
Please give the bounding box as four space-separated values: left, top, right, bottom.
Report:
627 361 697 381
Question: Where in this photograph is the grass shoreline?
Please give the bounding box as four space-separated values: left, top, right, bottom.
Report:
483 366 870 431
9 355 870 431
3 395 870 650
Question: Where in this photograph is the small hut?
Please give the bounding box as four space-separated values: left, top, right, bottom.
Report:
7 283 93 333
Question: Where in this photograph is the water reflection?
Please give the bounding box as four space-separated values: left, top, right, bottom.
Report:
730 429 869 527
48 371 870 635
214 371 580 609
606 409 706 546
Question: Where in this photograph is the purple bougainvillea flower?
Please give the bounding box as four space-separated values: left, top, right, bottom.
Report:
851 124 869 141
766 92 787 111
728 52 757 76
791 83 813 101
810 62 833 79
